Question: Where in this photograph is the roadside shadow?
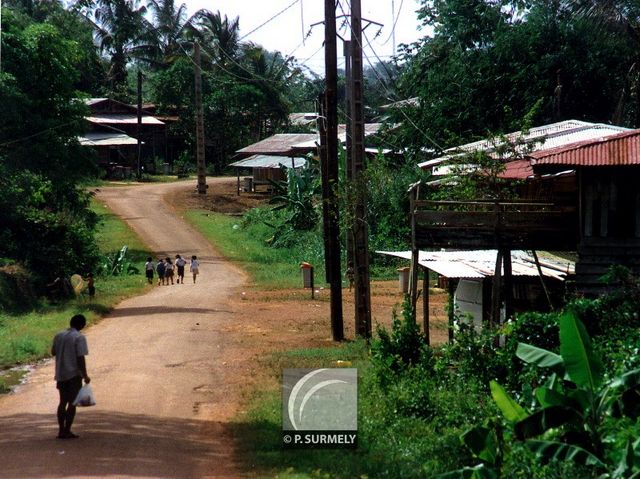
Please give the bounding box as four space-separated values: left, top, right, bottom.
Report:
0 411 241 478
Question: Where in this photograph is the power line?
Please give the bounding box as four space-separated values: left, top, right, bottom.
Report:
0 120 81 148
337 0 443 152
362 28 443 152
239 0 301 41
380 0 404 48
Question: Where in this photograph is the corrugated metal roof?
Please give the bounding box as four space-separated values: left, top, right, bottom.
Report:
288 124 385 150
420 120 630 171
235 133 317 156
289 112 318 126
87 114 164 125
229 155 307 169
500 159 534 179
337 123 383 141
78 132 139 146
376 250 574 280
84 98 109 106
530 129 640 166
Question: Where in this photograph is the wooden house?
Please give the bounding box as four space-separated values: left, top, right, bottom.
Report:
411 122 640 329
527 130 640 291
232 134 317 193
82 98 167 172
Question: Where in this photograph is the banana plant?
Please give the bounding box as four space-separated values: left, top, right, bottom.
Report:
440 312 640 478
268 162 320 232
492 312 640 477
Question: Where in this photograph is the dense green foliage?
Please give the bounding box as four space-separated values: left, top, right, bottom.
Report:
363 153 432 250
0 10 101 282
233 283 640 478
390 0 640 153
151 36 307 172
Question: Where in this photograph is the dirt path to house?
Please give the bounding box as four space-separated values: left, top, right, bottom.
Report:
0 178 449 479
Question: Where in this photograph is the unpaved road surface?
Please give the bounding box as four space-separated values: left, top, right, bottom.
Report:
0 179 249 479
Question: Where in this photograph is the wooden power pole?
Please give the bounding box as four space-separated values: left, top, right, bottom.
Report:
194 42 207 195
349 0 372 338
344 40 354 267
136 69 142 179
323 0 344 341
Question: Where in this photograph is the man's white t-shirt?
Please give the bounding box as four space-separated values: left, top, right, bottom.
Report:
53 328 89 382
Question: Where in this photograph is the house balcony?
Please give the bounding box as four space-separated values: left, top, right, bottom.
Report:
412 200 579 251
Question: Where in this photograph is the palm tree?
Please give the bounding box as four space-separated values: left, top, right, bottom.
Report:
146 0 203 66
193 10 241 70
75 0 154 92
241 44 296 137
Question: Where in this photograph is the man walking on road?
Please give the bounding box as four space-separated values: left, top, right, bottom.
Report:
52 314 91 439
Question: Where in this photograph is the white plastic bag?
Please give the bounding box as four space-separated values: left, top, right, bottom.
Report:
73 384 96 407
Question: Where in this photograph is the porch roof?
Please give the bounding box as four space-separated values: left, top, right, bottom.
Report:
376 250 574 280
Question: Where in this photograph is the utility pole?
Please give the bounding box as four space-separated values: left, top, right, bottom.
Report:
391 0 396 56
194 42 207 195
136 69 142 179
344 40 354 268
350 0 372 338
323 0 344 341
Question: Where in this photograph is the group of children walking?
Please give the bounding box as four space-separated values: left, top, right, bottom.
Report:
144 254 200 285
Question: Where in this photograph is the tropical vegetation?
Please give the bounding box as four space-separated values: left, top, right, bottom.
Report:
3 0 640 476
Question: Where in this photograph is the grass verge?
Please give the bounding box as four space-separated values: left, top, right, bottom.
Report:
230 342 371 479
184 210 326 289
230 340 476 479
0 199 151 373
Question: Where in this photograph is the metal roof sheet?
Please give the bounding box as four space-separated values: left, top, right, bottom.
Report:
420 120 630 170
78 132 139 146
337 123 383 142
289 112 318 126
499 159 534 179
376 250 574 280
84 98 109 106
288 124 385 150
86 114 164 125
530 129 640 166
235 133 317 156
229 155 307 169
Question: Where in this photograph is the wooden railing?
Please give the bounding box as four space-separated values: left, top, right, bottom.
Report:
412 199 578 250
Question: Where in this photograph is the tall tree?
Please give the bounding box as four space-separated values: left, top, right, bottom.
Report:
0 9 99 279
75 0 154 96
146 0 204 66
241 45 294 137
565 0 640 124
193 10 241 69
391 0 637 153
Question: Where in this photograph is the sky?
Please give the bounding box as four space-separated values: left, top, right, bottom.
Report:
184 0 426 73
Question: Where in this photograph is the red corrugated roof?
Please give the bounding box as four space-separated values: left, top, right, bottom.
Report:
499 160 533 179
529 129 640 166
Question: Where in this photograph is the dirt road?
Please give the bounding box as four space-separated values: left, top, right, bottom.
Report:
0 179 249 478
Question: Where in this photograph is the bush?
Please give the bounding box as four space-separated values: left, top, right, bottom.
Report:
173 151 194 178
0 169 99 284
372 296 432 376
0 264 38 312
